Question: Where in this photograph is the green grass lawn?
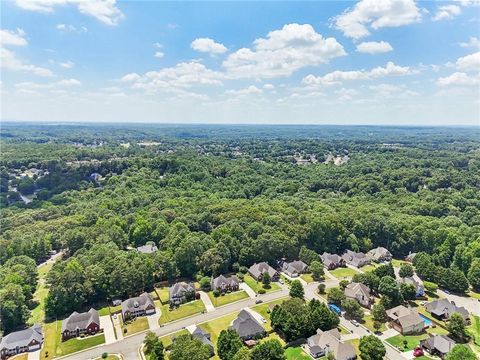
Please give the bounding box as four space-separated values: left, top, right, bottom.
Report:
28 281 49 324
155 287 170 304
251 298 287 331
361 264 378 273
199 312 239 346
40 320 105 358
386 333 429 351
159 300 206 324
9 354 28 360
362 315 386 332
285 346 311 360
468 315 480 346
347 338 360 355
243 274 281 293
469 291 480 300
208 290 249 307
122 316 149 335
300 273 315 283
391 259 408 268
329 267 359 279
159 329 189 348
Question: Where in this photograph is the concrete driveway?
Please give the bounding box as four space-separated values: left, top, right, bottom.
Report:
239 282 256 298
147 310 161 330
112 314 123 341
199 291 215 312
100 315 116 344
27 349 41 360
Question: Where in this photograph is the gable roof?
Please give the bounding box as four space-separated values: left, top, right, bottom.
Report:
307 328 356 360
121 292 154 314
344 282 371 299
230 309 265 338
386 305 423 329
342 250 370 267
191 326 214 350
398 276 423 290
282 260 308 274
136 243 158 254
425 299 469 320
212 275 239 289
421 335 456 354
0 324 43 350
367 247 392 260
169 282 195 298
61 308 99 333
248 262 277 279
320 253 344 267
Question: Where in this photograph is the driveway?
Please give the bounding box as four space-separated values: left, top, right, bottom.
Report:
379 328 400 340
111 314 123 341
239 282 256 299
244 307 266 324
100 315 116 344
199 291 215 312
281 272 307 286
27 349 40 360
147 310 161 330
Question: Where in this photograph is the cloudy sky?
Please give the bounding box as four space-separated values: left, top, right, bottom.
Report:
1 0 479 125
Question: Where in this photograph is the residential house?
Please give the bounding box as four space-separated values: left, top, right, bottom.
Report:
320 253 346 270
420 335 456 359
398 276 424 297
191 326 215 356
425 299 470 322
61 308 101 341
136 243 158 254
281 260 308 278
344 282 373 308
405 252 417 263
367 247 392 262
386 305 425 334
121 292 156 320
230 310 266 340
169 282 196 306
306 328 356 360
211 275 239 293
247 262 279 282
342 250 370 268
0 324 43 359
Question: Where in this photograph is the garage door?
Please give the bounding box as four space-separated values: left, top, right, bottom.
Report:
29 344 40 351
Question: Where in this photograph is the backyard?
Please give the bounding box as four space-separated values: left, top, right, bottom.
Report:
159 300 206 324
243 274 281 293
208 290 249 307
329 267 359 279
154 287 171 304
285 346 311 360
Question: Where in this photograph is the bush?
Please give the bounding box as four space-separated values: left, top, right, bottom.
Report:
318 283 326 294
237 273 244 281
213 289 220 297
102 353 108 359
239 266 248 274
424 281 438 292
258 289 266 294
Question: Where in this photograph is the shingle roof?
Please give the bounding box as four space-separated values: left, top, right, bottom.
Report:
136 244 158 254
421 335 456 354
367 247 392 260
425 299 469 320
307 328 356 360
386 305 423 329
211 275 239 289
230 310 265 339
282 260 308 275
248 262 277 279
342 250 370 267
0 324 43 350
121 292 154 314
169 282 195 298
320 253 343 267
61 308 99 333
191 326 214 351
398 276 423 291
344 282 371 300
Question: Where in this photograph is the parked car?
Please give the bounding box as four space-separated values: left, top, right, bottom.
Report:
279 279 284 285
255 299 263 304
350 320 359 327
413 347 424 357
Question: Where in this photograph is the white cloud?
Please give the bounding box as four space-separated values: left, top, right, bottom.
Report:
302 61 415 86
59 61 75 68
263 83 275 89
191 38 227 54
223 23 346 78
1 28 27 46
56 23 87 33
356 41 393 54
15 0 124 26
334 0 422 39
225 85 263 96
459 37 480 49
124 62 224 91
456 51 480 71
15 78 81 92
432 5 461 21
154 51 165 59
436 72 480 86
1 47 53 76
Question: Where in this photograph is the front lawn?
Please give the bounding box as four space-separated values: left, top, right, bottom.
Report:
158 329 189 348
155 287 170 304
208 290 249 307
251 298 287 331
347 338 360 355
300 273 315 283
469 291 480 300
285 346 311 360
330 267 359 279
9 354 28 360
468 315 480 346
362 314 386 333
122 316 149 335
159 300 206 324
386 333 429 351
243 274 281 293
199 312 239 346
361 264 378 273
57 334 105 356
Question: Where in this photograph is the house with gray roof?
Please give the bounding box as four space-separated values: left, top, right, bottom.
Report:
420 335 456 359
0 324 43 359
230 310 266 340
306 328 356 360
398 276 424 297
425 299 470 322
386 305 424 334
61 308 100 341
211 275 239 293
320 253 346 270
136 243 158 254
121 292 155 320
405 252 417 262
344 282 373 308
367 247 392 262
247 262 279 282
191 326 214 356
169 282 196 306
281 260 308 278
342 250 370 268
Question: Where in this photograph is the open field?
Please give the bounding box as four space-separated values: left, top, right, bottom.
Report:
159 300 206 324
208 290 249 307
243 274 281 293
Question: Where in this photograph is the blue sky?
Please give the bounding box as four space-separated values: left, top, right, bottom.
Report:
1 0 479 125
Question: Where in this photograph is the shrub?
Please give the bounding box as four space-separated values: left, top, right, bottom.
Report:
102 353 108 359
424 281 438 292
318 283 326 294
258 289 266 294
213 289 220 297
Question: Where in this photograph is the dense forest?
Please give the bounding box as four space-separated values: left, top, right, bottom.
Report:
1 123 479 332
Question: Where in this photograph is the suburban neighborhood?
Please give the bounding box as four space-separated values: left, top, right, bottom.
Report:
1 246 478 360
